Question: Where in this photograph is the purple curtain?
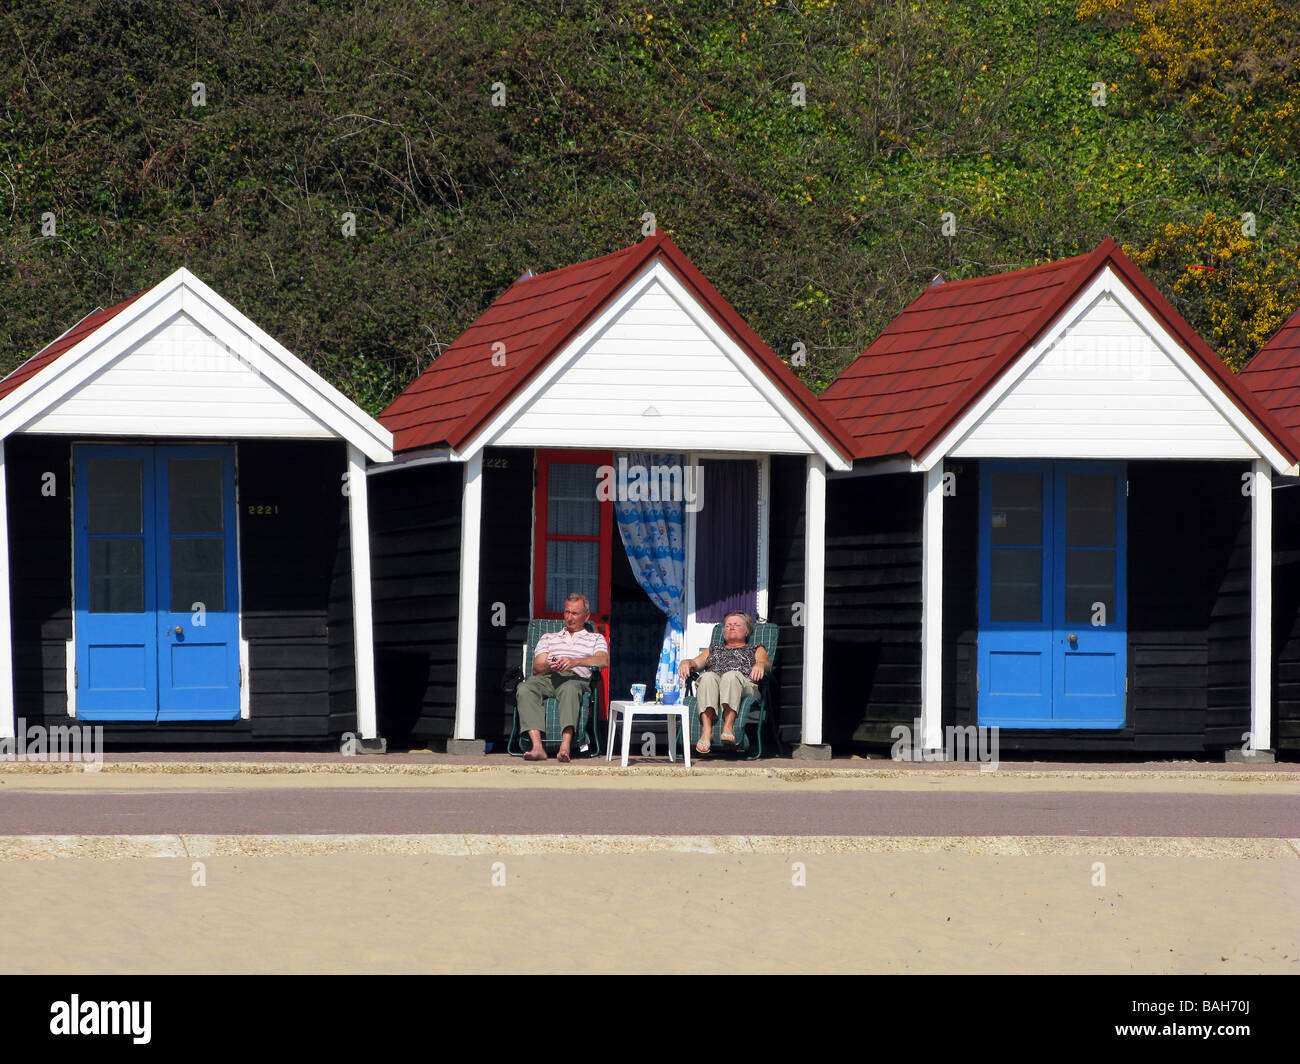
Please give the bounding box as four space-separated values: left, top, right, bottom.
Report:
695 459 758 623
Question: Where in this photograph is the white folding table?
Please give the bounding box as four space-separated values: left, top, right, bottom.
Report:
607 699 692 768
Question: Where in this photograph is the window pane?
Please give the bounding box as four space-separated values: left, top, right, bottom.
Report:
990 473 1042 546
87 459 142 534
89 538 144 613
990 548 1041 622
547 463 600 536
171 538 225 612
1066 474 1115 548
170 459 223 534
546 539 598 614
1065 549 1114 624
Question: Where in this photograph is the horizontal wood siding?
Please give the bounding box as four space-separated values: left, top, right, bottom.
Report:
1272 480 1300 751
328 483 356 736
25 313 333 439
823 472 922 747
3 436 347 743
945 462 978 731
476 449 535 743
370 461 463 740
950 289 1257 460
491 275 811 453
6 435 72 725
1204 464 1252 749
986 461 1244 753
240 440 347 739
768 456 805 744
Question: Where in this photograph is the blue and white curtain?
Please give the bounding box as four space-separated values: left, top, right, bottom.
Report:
614 452 686 696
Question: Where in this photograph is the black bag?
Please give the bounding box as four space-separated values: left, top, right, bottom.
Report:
500 665 524 697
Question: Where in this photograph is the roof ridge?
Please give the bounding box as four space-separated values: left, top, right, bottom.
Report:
905 249 1096 298
512 238 648 285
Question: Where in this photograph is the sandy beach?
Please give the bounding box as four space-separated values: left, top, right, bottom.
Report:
2 846 1296 974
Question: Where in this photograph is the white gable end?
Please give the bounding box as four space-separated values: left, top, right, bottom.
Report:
486 266 817 455
24 311 332 439
1 268 392 460
948 273 1260 461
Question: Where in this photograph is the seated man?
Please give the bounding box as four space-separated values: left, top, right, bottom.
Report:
518 592 609 763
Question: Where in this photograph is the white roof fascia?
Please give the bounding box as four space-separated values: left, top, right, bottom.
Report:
0 271 187 438
916 267 1295 476
456 259 851 471
176 270 392 462
0 268 393 463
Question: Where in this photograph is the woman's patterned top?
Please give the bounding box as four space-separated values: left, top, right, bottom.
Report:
704 643 759 675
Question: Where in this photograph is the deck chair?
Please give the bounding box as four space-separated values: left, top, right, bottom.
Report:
682 621 783 760
507 619 604 757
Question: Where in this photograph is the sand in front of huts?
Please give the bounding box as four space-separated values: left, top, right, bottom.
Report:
2 846 1296 974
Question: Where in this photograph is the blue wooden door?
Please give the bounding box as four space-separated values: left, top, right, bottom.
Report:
1050 464 1126 726
74 447 159 719
75 445 240 721
978 461 1125 728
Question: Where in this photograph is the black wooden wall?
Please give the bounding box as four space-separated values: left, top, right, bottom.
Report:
4 436 353 743
1270 479 1300 751
369 447 531 745
370 459 462 741
822 471 923 747
824 460 1255 755
768 456 806 745
475 449 534 743
7 435 73 726
1164 462 1249 750
944 462 978 732
239 439 349 741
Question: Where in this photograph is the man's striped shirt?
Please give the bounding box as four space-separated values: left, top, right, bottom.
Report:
534 627 608 679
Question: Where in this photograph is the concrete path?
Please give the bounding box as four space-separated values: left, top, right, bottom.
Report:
0 785 1295 838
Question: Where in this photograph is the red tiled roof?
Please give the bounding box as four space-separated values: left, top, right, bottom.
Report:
820 239 1299 467
1240 307 1300 437
379 233 854 459
0 290 149 403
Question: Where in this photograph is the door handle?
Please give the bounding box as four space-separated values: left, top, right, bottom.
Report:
1067 633 1077 645
174 626 184 637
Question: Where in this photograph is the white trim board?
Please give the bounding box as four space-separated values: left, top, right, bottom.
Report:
0 268 393 463
457 260 850 470
920 267 1295 475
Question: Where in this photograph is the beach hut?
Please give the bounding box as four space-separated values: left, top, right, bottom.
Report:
370 233 853 755
817 239 1297 758
1239 306 1300 756
0 268 392 747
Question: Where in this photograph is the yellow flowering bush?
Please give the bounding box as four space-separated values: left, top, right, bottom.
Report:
1126 212 1300 369
1077 0 1300 158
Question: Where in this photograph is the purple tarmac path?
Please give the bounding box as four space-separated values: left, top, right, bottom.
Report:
2 787 1296 837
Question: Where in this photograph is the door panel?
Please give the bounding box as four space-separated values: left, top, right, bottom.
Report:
156 449 240 720
978 461 1126 728
1050 465 1126 726
75 448 158 719
978 465 1052 724
75 445 240 722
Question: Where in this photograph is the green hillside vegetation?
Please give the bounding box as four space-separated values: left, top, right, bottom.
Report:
1 0 1297 411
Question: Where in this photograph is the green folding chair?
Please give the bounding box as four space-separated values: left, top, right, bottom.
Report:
507 619 604 757
682 621 783 759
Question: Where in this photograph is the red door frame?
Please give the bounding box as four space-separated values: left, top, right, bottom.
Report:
533 449 614 623
534 449 614 717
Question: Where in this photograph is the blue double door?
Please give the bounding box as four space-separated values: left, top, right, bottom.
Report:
977 461 1126 728
74 445 240 721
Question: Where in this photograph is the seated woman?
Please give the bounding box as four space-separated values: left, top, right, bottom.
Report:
678 611 769 754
